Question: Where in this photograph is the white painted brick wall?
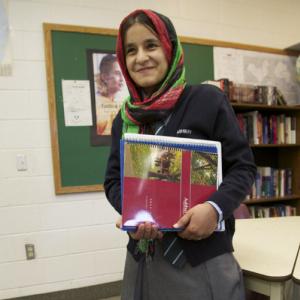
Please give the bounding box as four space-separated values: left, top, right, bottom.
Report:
0 120 50 148
11 31 45 61
0 90 48 120
0 61 47 90
0 0 299 299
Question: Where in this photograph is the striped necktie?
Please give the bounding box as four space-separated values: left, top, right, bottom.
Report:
161 232 187 268
152 121 187 268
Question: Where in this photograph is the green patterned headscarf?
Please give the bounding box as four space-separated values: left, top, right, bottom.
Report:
116 9 186 134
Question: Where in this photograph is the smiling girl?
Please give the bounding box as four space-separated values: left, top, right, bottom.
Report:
104 9 256 300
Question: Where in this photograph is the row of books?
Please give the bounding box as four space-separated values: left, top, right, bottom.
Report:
248 205 296 218
203 79 287 105
236 111 296 145
249 167 292 199
230 83 286 105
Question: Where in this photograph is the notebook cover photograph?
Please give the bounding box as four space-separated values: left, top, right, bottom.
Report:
120 134 222 231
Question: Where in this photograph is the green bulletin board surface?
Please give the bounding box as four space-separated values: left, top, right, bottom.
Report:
51 31 117 188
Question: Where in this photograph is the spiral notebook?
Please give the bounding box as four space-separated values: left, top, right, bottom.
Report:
120 133 223 231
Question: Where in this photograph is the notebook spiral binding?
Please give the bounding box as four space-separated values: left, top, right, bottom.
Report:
124 139 217 154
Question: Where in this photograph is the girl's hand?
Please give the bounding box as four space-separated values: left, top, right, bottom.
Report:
116 218 163 240
173 202 218 240
129 222 163 240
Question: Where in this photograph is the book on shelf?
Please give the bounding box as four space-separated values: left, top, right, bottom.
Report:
236 111 296 145
201 78 230 99
248 204 296 218
291 117 296 144
202 79 290 106
250 166 293 199
120 133 223 231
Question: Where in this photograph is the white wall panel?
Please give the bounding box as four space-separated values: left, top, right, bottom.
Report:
172 17 221 41
0 260 44 290
220 1 263 30
42 253 95 283
94 248 126 275
0 237 19 263
68 224 127 253
1 177 55 207
0 90 48 120
92 197 120 225
179 0 220 22
38 201 95 230
29 90 49 119
1 176 106 207
0 206 41 235
0 91 30 119
9 1 54 31
11 31 44 61
0 61 46 90
0 120 50 149
0 252 97 290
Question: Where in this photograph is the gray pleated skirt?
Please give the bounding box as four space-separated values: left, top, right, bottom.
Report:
121 241 245 300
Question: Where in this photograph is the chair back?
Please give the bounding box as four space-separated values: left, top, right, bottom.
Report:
233 203 251 219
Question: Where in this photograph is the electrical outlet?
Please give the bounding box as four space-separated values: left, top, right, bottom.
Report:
25 244 35 260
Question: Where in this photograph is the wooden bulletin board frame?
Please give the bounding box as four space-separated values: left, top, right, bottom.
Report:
43 22 298 195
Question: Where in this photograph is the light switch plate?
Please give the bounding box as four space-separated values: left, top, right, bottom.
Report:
16 154 27 171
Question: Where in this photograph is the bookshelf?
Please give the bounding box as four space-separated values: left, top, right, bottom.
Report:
231 103 300 217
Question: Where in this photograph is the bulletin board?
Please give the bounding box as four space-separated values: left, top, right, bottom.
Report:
43 23 295 194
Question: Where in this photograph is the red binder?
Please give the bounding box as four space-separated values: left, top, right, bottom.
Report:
120 134 222 231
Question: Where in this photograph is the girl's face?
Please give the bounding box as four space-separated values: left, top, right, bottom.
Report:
124 23 169 97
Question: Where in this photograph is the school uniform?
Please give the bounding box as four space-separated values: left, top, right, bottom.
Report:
104 84 256 299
